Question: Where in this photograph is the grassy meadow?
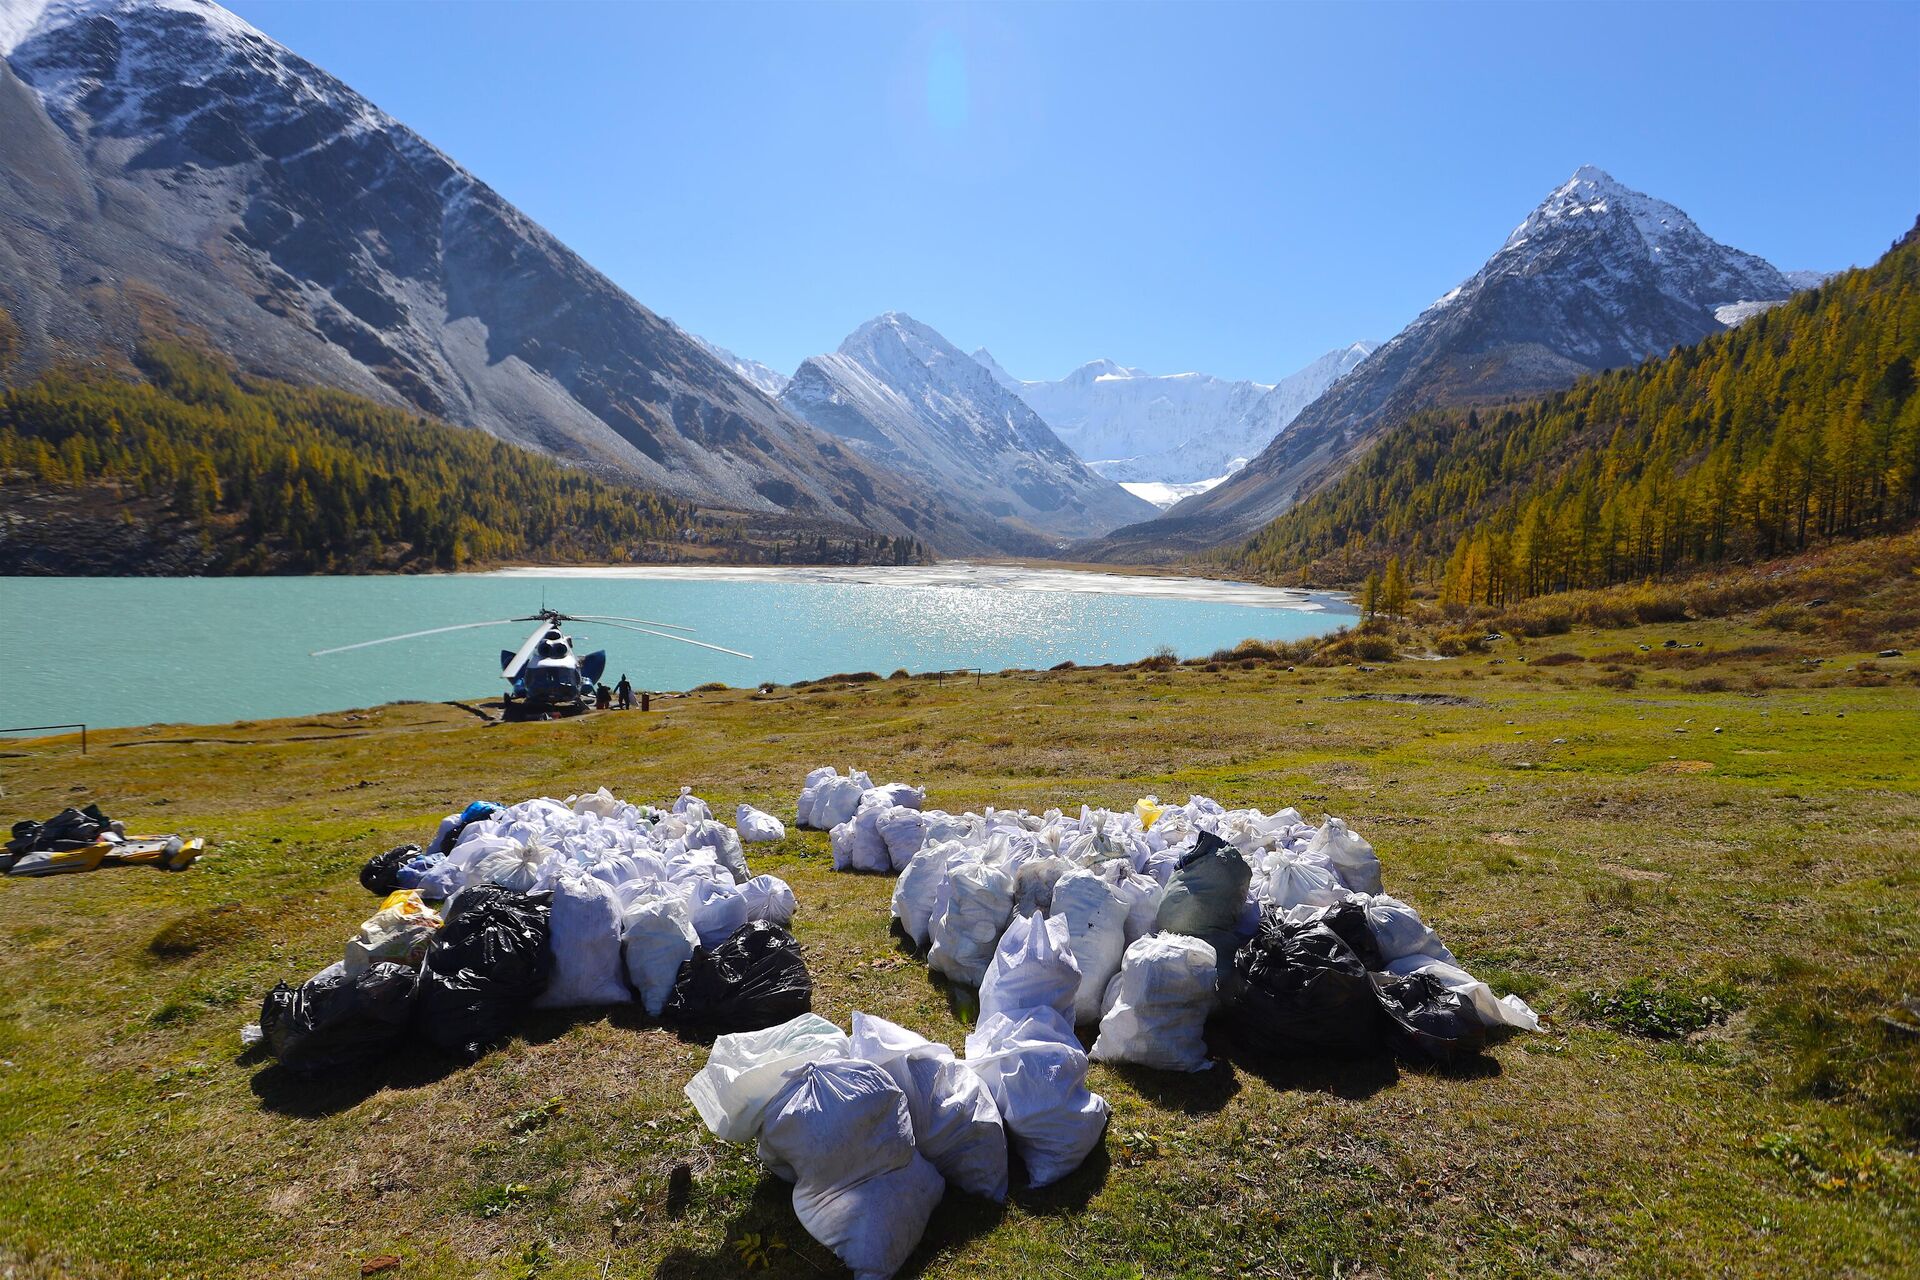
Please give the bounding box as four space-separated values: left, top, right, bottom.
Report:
0 601 1916 1278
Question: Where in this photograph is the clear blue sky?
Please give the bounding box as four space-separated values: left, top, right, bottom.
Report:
226 0 1918 385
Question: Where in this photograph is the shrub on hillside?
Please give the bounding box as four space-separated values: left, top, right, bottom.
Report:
1435 628 1491 656
1758 602 1817 632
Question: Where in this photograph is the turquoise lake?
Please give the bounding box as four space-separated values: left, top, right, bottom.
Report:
0 565 1353 732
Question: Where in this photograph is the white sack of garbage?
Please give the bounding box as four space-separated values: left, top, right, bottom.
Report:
927 860 1016 988
1049 868 1129 1025
685 1013 854 1142
797 767 874 830
740 874 797 927
534 871 630 1008
735 804 786 844
890 841 957 949
978 911 1080 1024
830 804 894 873
964 1005 1109 1189
1090 933 1218 1072
757 1060 945 1280
850 1012 1009 1202
621 893 699 1016
684 878 749 949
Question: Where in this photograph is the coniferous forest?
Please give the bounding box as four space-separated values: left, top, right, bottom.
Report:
1214 221 1920 600
0 340 928 574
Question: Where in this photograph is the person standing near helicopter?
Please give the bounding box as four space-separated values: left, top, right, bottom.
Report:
615 673 633 710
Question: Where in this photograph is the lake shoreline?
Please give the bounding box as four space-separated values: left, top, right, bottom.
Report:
482 559 1349 612
0 566 1356 732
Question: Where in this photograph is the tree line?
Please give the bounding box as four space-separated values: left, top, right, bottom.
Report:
1213 221 1920 603
0 340 927 572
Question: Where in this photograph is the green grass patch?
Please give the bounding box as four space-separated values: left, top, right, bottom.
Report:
1571 976 1740 1039
0 626 1916 1277
146 902 264 959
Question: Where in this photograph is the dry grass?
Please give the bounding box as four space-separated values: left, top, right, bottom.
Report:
0 624 1916 1279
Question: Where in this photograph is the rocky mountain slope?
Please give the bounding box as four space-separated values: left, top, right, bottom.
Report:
781 313 1156 549
0 0 994 551
1218 216 1920 591
1087 166 1807 558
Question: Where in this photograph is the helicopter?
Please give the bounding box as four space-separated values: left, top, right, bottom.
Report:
312 608 752 720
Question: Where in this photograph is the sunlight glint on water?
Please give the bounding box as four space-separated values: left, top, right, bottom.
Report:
0 571 1352 731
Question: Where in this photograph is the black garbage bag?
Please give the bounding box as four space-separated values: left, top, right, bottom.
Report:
1318 898 1386 970
415 886 552 1061
2 821 38 872
259 961 418 1073
1370 971 1489 1064
1154 831 1253 938
662 921 813 1033
360 844 421 895
8 804 109 855
1228 913 1384 1056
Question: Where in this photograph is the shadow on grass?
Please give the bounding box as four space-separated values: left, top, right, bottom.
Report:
249 1004 660 1117
924 965 980 1024
517 1002 649 1045
1228 1041 1403 1101
1008 1138 1111 1214
1404 1049 1504 1082
248 1040 465 1118
1223 1029 1507 1097
648 1168 1009 1280
1103 1057 1242 1114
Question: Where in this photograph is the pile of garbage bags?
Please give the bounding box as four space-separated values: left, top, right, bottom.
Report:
796 768 934 874
838 783 1537 1073
252 787 811 1072
686 1007 1106 1278
4 803 203 875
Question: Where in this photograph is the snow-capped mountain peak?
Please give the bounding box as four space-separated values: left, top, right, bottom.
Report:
9 0 390 143
1068 358 1150 384
1507 165 1695 257
971 346 1020 391
781 315 1154 547
836 310 963 373
683 330 789 399
0 0 993 551
1492 166 1791 319
994 342 1375 485
1108 166 1802 553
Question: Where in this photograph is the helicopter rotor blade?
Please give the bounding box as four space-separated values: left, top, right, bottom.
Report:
564 614 698 633
579 618 753 659
502 619 554 681
311 619 524 657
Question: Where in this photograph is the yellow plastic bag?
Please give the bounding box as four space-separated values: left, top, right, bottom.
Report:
1133 796 1164 832
379 889 436 917
347 894 444 973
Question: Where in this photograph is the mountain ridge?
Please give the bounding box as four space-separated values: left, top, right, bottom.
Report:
978 341 1377 485
0 0 1002 554
1211 215 1920 594
780 312 1156 550
1082 166 1808 560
